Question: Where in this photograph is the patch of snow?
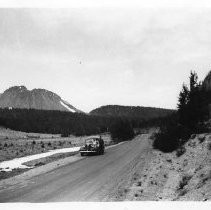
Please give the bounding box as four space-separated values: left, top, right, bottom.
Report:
0 146 80 172
60 101 76 112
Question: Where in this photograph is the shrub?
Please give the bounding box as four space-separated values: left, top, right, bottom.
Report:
48 142 52 146
190 134 196 139
32 140 36 145
198 136 206 143
4 143 8 148
137 181 142 186
40 141 45 148
61 130 70 137
124 189 128 193
176 146 186 157
109 119 135 142
207 142 211 151
153 124 191 153
178 175 192 190
178 189 188 197
35 162 45 167
177 175 192 197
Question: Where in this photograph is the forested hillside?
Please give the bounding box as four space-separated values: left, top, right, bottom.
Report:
90 105 174 119
0 109 112 136
0 107 172 138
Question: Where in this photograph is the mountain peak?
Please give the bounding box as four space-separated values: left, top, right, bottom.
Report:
0 86 82 113
5 85 27 92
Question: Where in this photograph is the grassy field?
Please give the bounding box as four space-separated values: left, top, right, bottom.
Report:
0 127 112 163
0 127 112 180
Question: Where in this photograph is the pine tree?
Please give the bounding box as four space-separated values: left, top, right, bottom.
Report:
189 71 198 92
178 71 206 131
110 119 134 142
177 84 189 126
188 71 204 131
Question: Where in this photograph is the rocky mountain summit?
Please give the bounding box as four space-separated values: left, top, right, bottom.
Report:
0 86 81 113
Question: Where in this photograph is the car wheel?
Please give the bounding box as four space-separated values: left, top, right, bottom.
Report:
80 153 84 156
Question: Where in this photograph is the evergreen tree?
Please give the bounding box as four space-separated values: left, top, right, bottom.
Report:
187 71 207 131
110 119 135 142
189 71 198 92
177 71 206 131
177 84 189 126
154 71 210 153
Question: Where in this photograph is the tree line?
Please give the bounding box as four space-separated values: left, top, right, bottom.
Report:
0 108 167 141
153 71 211 152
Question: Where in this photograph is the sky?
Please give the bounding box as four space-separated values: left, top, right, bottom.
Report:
0 7 211 112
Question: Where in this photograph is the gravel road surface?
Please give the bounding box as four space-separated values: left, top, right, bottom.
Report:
0 134 151 202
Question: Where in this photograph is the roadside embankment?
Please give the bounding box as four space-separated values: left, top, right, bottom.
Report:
124 133 211 201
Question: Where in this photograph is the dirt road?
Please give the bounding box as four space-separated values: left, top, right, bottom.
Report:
0 134 151 202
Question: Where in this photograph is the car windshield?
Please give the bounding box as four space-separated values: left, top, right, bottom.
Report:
86 139 94 145
85 138 99 145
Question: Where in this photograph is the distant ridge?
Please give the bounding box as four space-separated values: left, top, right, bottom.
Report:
0 86 82 113
90 105 175 120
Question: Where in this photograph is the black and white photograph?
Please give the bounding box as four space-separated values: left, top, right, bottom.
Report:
0 0 211 207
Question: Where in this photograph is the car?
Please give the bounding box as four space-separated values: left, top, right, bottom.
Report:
79 136 105 156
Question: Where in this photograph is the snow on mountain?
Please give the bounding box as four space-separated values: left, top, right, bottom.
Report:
60 101 76 113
